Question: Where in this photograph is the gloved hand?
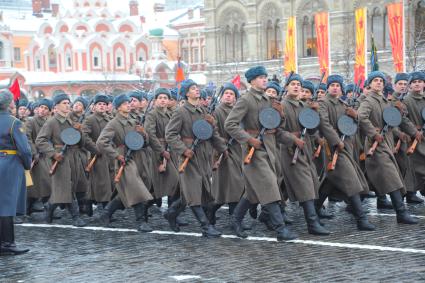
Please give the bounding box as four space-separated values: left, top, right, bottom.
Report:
53 153 63 162
73 123 83 131
308 101 320 111
337 142 345 151
398 132 411 143
204 114 216 126
415 131 423 143
161 151 171 160
248 137 262 149
294 138 305 149
183 149 194 158
116 155 125 164
345 108 358 119
374 134 384 143
135 125 146 135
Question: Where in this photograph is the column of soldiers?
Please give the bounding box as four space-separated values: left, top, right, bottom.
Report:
2 66 425 256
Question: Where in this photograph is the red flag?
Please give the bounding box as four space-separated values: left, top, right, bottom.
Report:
387 2 405 72
231 74 241 89
175 58 185 83
315 12 330 80
9 78 20 101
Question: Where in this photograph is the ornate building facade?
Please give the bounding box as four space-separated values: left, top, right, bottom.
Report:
204 0 425 87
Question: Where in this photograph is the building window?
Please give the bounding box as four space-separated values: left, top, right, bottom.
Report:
48 44 57 67
192 47 199 63
302 16 317 57
201 46 205 62
415 0 425 44
93 48 101 68
182 48 189 62
36 57 41 70
14 47 21 61
65 50 72 69
115 48 124 68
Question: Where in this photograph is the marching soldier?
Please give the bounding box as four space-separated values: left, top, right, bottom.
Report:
224 66 298 240
207 83 245 225
25 98 53 215
402 71 425 200
358 71 420 224
278 74 330 235
165 79 228 237
35 93 87 227
0 89 31 255
82 94 113 210
96 94 154 232
317 74 375 231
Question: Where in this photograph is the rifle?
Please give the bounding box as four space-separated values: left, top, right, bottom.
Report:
311 72 326 158
207 86 224 114
277 71 294 101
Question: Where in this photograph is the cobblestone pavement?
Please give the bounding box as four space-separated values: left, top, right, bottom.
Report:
1 196 425 282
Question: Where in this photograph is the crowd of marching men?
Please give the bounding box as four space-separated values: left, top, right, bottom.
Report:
7 67 425 241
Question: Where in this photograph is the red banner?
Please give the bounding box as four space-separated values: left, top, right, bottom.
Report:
231 74 241 89
387 2 405 72
315 12 330 79
354 7 367 87
284 16 297 75
9 78 20 101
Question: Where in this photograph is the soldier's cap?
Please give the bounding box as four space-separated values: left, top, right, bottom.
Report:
128 90 143 101
113 94 131 109
409 71 425 83
367 71 386 85
179 79 197 99
17 98 29 108
31 101 40 110
52 92 70 106
286 73 303 85
266 81 282 94
73 96 89 109
222 82 240 98
0 89 12 109
245 66 267 83
345 83 355 93
93 94 109 105
106 94 114 103
326 74 345 93
38 98 53 110
302 80 315 94
394 73 409 84
155 87 171 99
318 83 327 91
169 88 178 100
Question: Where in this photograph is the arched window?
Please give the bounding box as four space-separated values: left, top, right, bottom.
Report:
371 8 384 49
232 24 239 60
35 55 41 70
65 49 72 69
266 20 273 59
302 16 317 57
415 0 425 44
48 44 56 67
115 48 124 68
93 48 101 68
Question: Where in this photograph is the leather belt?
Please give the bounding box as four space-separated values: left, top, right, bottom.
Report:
245 129 276 136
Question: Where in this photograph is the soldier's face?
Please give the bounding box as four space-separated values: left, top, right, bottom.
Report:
187 85 200 100
168 98 177 108
394 80 408 93
363 86 370 95
251 75 268 90
346 91 353 99
33 106 39 116
221 90 236 105
156 94 169 108
301 89 312 100
140 99 148 109
410 80 425 93
370 78 384 93
287 80 301 98
18 106 27 117
265 88 277 98
317 89 326 100
118 101 130 114
95 102 107 113
72 102 84 113
130 98 140 110
107 102 113 113
57 100 71 115
328 83 342 97
38 105 50 118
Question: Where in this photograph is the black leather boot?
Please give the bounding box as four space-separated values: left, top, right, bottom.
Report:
206 203 222 225
134 203 153 232
98 198 124 226
377 194 393 209
0 217 29 256
301 200 330 235
390 190 418 224
315 191 334 219
265 202 298 241
249 204 258 219
349 194 375 231
258 206 274 231
68 199 87 227
164 197 186 232
406 191 424 204
280 204 293 224
230 198 251 238
190 206 221 238
44 202 58 224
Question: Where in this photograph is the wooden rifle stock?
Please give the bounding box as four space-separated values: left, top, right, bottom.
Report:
244 146 255 164
291 128 306 165
114 163 125 183
313 145 321 159
393 139 402 154
407 139 419 155
179 156 190 173
49 160 59 175
85 155 97 172
367 140 379 157
159 157 167 173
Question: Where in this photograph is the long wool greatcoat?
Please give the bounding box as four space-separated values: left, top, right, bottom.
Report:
96 112 153 208
166 101 226 206
35 113 88 204
0 111 32 216
402 91 425 191
278 96 319 202
318 94 369 197
83 112 113 202
224 88 287 205
25 115 51 199
358 91 416 194
212 102 244 204
144 107 179 198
